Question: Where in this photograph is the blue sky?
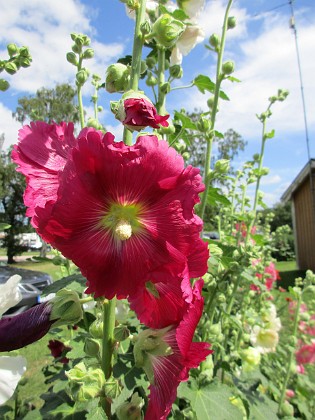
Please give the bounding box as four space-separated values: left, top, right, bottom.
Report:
0 0 314 206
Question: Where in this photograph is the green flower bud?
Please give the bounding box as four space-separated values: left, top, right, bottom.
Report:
19 47 30 58
140 60 147 75
241 347 261 372
217 294 226 303
76 69 89 85
7 43 18 57
114 324 130 341
227 16 237 29
116 392 144 420
160 82 170 94
279 402 294 417
0 79 10 92
146 56 156 69
98 106 103 112
146 72 158 86
50 289 83 327
105 63 129 93
215 159 230 174
82 48 94 59
140 20 151 36
152 14 185 48
71 43 81 54
169 64 183 79
197 117 211 133
89 317 104 339
104 376 122 399
182 152 190 161
209 323 221 336
207 97 215 109
209 33 220 49
84 337 100 357
222 61 235 75
18 57 31 68
5 62 18 75
68 364 105 402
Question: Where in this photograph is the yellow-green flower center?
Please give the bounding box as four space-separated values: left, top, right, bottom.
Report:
100 203 143 241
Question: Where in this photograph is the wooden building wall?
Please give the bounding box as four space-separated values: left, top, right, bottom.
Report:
292 171 315 271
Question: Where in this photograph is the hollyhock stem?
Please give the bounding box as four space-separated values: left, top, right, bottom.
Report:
101 297 116 417
77 56 85 129
199 0 234 221
123 0 147 146
278 294 301 414
156 46 166 115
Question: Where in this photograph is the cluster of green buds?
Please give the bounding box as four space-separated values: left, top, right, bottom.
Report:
0 44 32 91
66 33 94 88
152 14 185 48
269 88 289 104
66 362 106 402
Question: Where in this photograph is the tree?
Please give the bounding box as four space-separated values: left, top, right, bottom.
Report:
13 83 80 124
0 146 30 263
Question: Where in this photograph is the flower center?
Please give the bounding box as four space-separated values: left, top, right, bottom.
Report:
100 203 143 241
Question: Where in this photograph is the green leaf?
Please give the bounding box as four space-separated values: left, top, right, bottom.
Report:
193 75 216 94
42 273 87 296
219 89 230 101
174 111 197 130
214 130 224 139
0 223 10 230
178 379 243 420
264 129 275 140
227 76 241 83
207 187 231 207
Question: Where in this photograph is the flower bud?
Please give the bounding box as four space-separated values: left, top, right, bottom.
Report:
279 402 294 417
76 69 89 85
215 159 230 174
50 289 83 327
66 51 78 65
152 14 185 48
241 347 261 372
197 117 210 133
209 34 220 49
89 317 104 339
87 118 103 130
82 48 94 59
105 63 130 93
146 56 156 69
146 72 158 86
140 20 151 36
84 337 101 357
160 82 170 94
67 362 105 402
116 392 144 420
0 79 10 92
222 61 235 75
18 57 31 68
5 62 18 75
7 43 18 57
19 47 30 58
169 64 183 79
227 16 237 29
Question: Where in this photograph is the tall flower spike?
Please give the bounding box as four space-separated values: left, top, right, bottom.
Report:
133 280 212 419
32 128 208 299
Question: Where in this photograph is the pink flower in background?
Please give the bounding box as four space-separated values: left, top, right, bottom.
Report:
296 342 315 365
29 128 207 299
133 280 211 420
48 339 71 364
264 262 280 290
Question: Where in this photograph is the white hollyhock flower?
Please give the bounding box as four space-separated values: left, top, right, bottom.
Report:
170 24 204 65
0 356 27 405
250 326 279 354
0 275 22 318
178 0 205 20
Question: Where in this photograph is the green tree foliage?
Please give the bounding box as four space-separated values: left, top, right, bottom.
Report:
0 147 30 263
13 83 80 124
259 201 293 232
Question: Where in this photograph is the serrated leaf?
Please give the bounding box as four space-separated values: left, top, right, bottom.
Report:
178 380 243 420
42 273 87 295
207 187 231 207
49 402 76 416
193 74 216 94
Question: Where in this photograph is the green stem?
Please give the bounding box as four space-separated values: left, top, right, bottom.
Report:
123 0 147 145
77 56 85 129
277 295 301 414
101 297 117 418
156 46 166 115
170 83 194 91
199 0 234 220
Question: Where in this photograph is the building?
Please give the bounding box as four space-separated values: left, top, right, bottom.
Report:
281 159 315 271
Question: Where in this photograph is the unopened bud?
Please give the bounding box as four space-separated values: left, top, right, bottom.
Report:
114 324 130 341
215 159 230 174
89 317 104 339
0 79 10 92
140 20 151 36
5 62 18 75
152 14 185 48
105 63 129 93
197 117 210 133
116 392 144 420
146 56 156 69
7 43 18 57
227 16 237 29
50 289 83 327
84 337 100 357
104 376 122 399
82 48 94 59
169 64 183 79
76 69 89 85
222 61 235 75
209 33 220 49
146 72 158 86
160 82 170 94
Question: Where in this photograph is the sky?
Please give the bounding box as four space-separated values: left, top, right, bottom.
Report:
0 0 314 207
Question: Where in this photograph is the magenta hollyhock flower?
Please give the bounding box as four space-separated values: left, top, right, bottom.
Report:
11 121 77 225
48 339 71 364
119 97 169 131
32 129 208 299
133 280 211 420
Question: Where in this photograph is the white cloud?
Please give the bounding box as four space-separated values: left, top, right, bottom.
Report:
0 103 23 150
